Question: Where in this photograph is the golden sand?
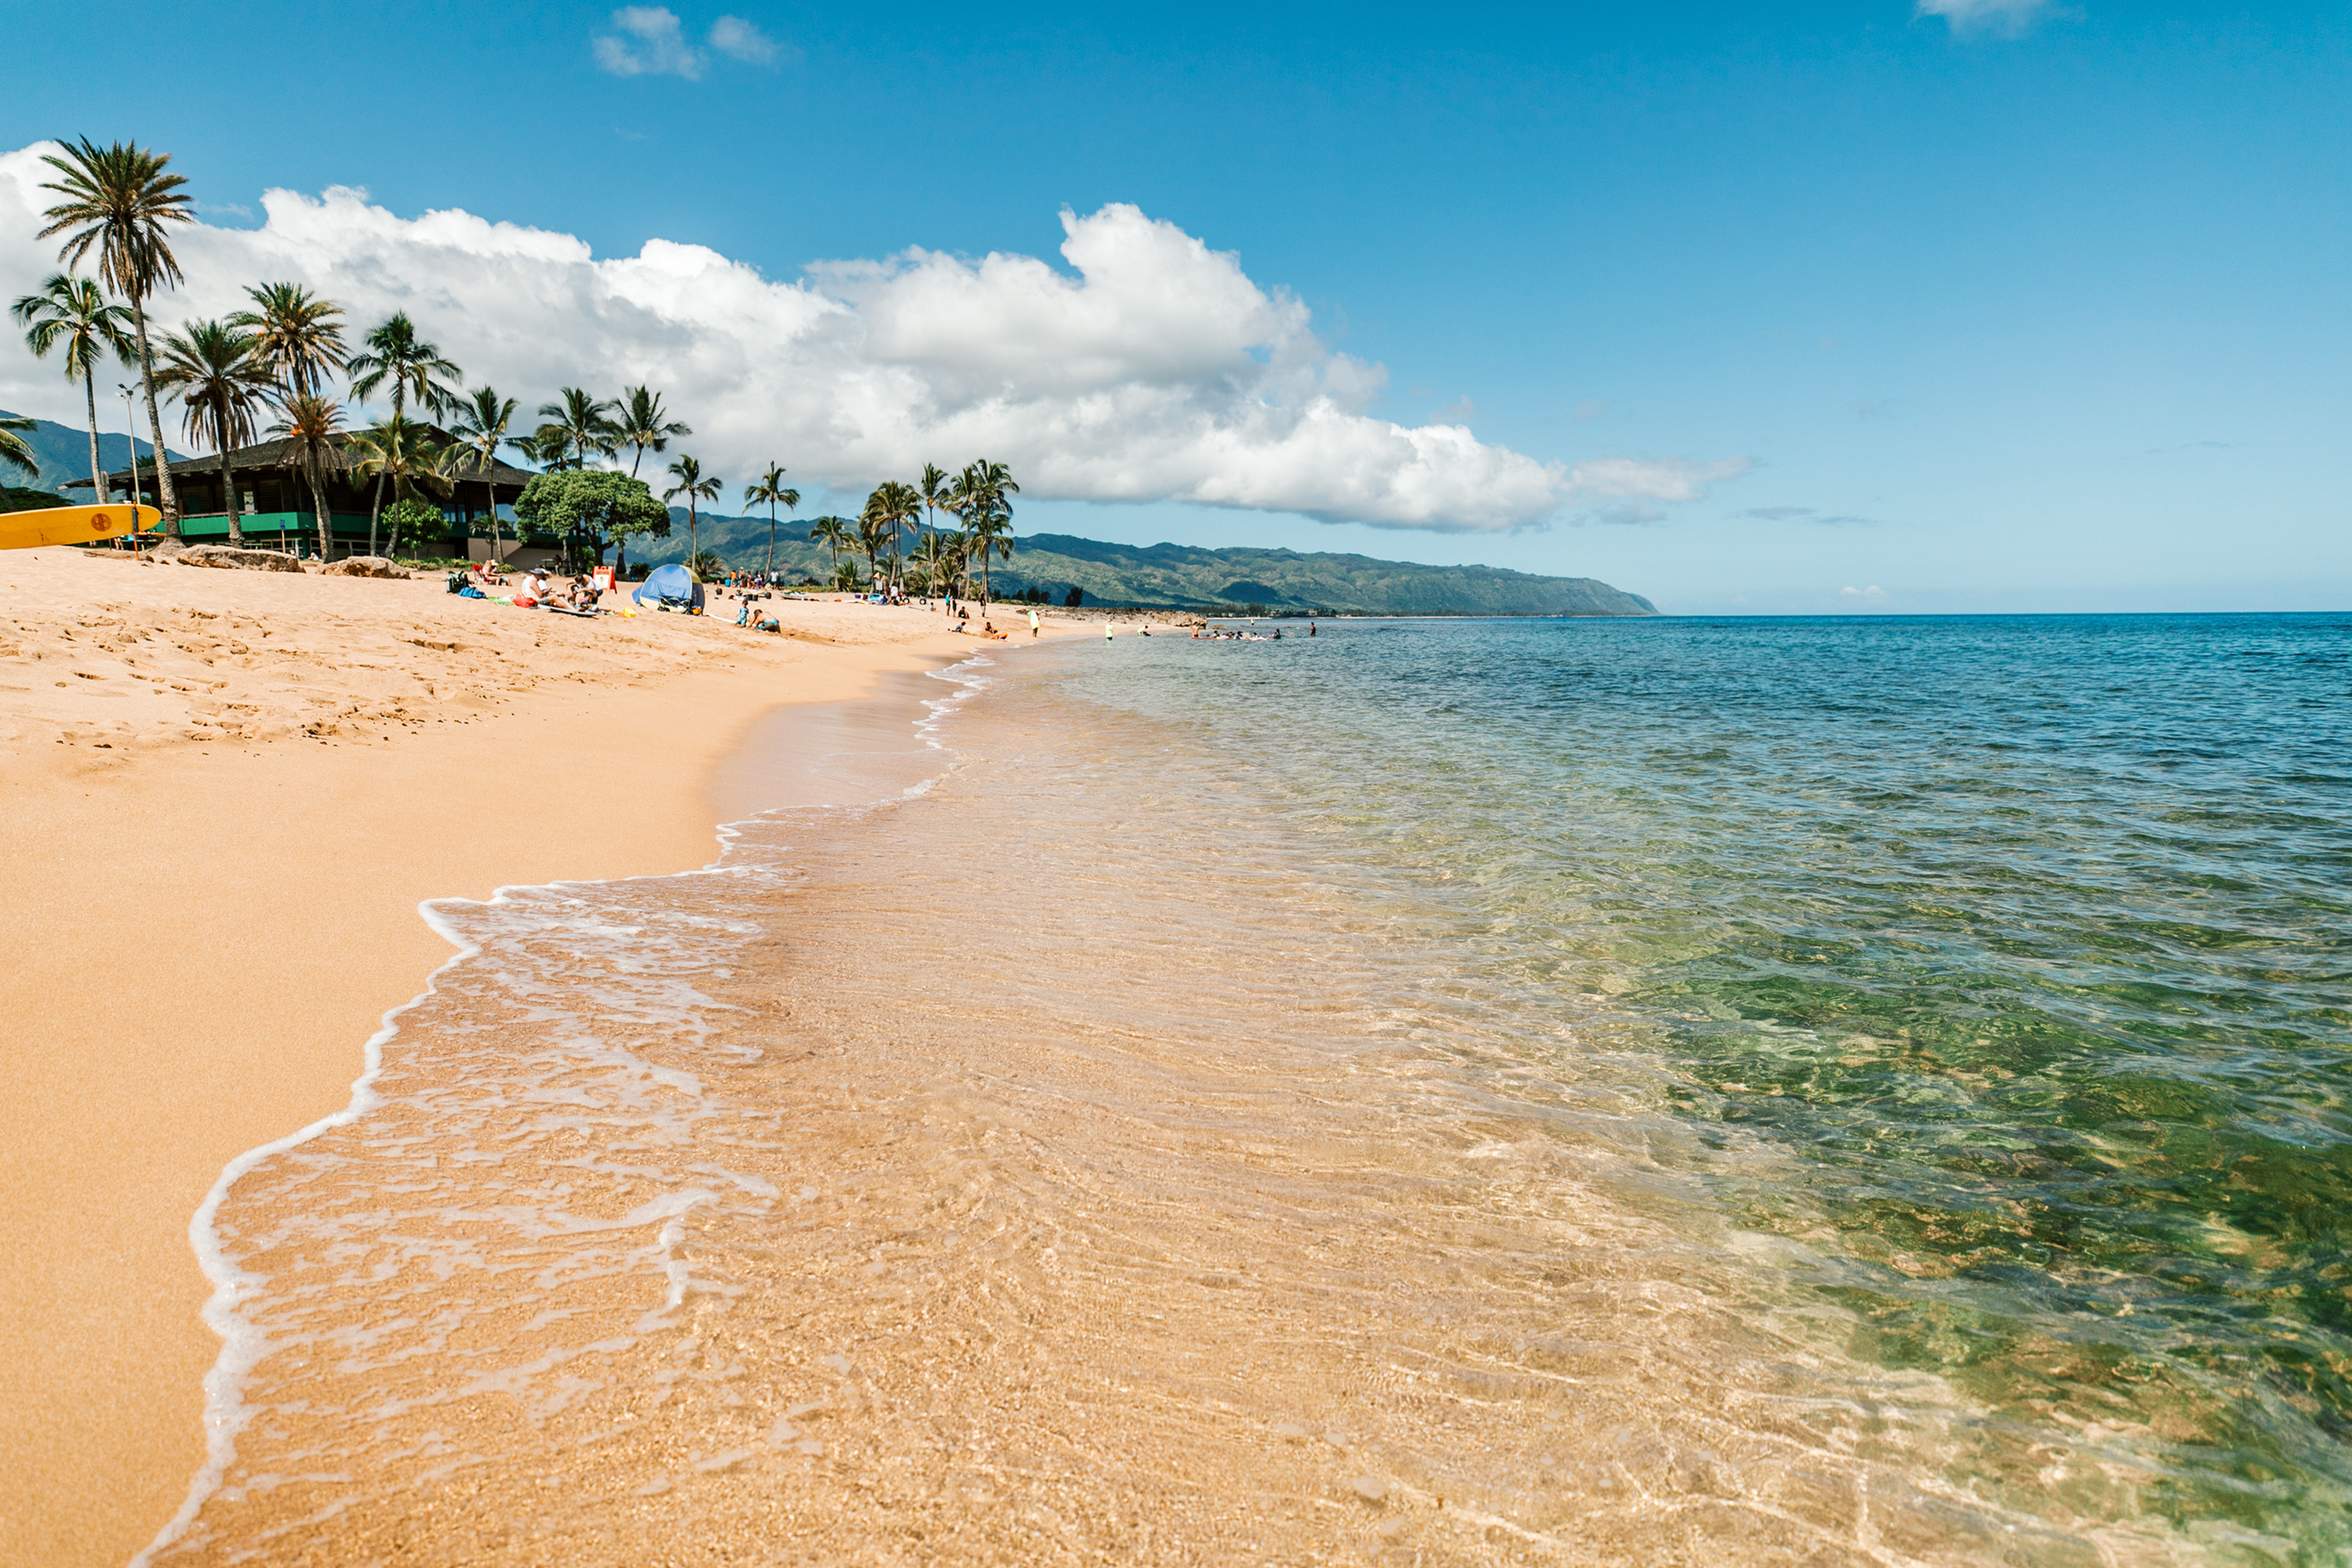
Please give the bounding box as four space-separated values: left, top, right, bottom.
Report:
0 546 1073 1568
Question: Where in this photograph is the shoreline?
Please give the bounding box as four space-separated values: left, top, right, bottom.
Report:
0 547 1077 1568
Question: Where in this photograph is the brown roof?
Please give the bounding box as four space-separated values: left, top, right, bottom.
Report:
67 425 540 492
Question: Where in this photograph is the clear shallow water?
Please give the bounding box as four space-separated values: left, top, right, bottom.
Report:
1080 612 2352 1555
148 614 2352 1566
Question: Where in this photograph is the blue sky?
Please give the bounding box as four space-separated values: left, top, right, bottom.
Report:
5 0 2346 612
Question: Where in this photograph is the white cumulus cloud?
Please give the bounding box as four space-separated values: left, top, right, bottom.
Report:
709 15 779 64
594 7 704 78
0 143 1749 532
1917 0 2054 36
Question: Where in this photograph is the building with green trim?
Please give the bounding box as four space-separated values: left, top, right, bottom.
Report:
72 427 549 563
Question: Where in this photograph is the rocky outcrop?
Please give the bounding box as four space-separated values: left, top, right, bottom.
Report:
320 556 409 579
177 544 305 572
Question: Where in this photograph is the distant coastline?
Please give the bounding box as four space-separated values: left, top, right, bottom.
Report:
634 517 1661 618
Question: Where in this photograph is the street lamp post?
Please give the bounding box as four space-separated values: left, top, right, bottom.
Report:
117 383 148 550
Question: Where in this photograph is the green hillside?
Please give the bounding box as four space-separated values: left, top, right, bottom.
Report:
0 408 181 494
631 511 1657 616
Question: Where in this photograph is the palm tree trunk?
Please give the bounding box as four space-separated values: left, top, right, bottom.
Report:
130 298 179 532
368 476 383 557
484 478 501 568
81 372 110 506
688 506 698 574
310 465 332 560
766 509 775 579
216 397 245 546
385 487 403 559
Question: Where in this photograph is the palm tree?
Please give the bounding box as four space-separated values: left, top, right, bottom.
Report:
447 387 520 566
154 320 275 545
266 394 346 559
346 313 462 419
229 283 347 397
855 505 895 592
917 462 952 561
615 386 691 478
743 463 799 579
507 425 575 471
347 413 449 558
0 416 36 481
387 441 459 558
347 313 460 540
13 274 136 504
539 388 619 472
947 459 1021 605
663 455 720 576
862 479 921 595
913 524 964 600
808 515 854 586
36 137 195 532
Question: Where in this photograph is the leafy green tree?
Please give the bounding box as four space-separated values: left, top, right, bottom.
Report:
12 274 136 503
37 137 195 531
615 386 691 477
743 463 799 579
513 469 669 575
154 319 276 544
228 282 346 397
662 454 720 575
265 393 345 558
447 387 520 564
380 496 443 562
540 387 619 472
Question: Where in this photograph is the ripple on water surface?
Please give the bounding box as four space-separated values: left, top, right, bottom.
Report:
151 615 2352 1565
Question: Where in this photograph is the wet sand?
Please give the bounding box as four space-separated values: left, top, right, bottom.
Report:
137 639 2044 1568
0 547 1079 1568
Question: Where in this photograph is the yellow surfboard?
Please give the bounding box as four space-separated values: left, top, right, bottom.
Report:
0 503 163 551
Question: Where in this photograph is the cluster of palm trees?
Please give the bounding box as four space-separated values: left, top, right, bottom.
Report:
13 136 1029 592
805 459 1019 601
9 136 713 564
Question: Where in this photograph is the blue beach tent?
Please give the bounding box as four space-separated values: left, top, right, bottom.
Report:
632 564 703 612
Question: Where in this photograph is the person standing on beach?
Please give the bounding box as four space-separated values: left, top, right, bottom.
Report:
1028 607 1040 639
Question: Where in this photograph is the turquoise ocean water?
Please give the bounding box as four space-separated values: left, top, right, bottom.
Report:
1063 612 2352 1555
156 611 2352 1566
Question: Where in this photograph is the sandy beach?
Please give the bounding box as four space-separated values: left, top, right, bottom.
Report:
0 546 1078 1568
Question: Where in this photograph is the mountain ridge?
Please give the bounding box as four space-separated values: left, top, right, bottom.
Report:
634 511 1657 617
0 408 183 495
